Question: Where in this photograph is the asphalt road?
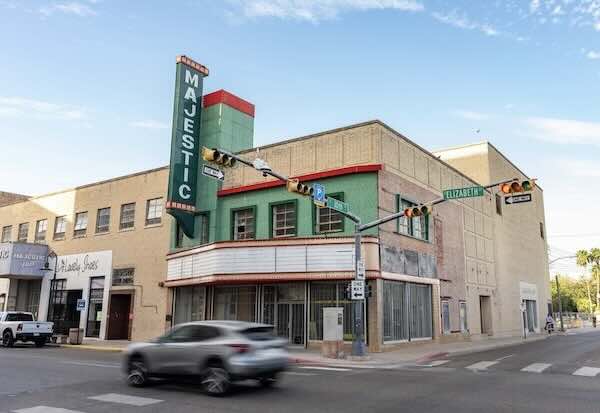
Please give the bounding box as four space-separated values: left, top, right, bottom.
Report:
2 331 600 413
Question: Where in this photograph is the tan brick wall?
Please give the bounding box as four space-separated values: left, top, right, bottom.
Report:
0 167 171 341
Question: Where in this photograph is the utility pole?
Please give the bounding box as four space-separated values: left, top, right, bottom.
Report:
555 274 564 332
548 255 576 333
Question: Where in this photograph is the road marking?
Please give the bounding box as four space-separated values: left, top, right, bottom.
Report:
495 355 514 362
88 393 163 406
63 361 119 368
298 366 352 372
422 360 450 367
466 361 498 371
13 407 84 413
284 371 318 376
572 367 600 377
521 363 552 373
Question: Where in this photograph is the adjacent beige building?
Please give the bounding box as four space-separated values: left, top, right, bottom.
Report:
0 167 171 341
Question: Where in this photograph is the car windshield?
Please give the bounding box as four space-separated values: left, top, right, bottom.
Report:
6 313 34 322
240 326 276 341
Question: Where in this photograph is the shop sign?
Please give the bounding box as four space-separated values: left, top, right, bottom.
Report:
166 55 209 238
55 251 112 279
0 242 48 279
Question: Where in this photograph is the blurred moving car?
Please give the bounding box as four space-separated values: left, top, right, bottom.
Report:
123 320 289 396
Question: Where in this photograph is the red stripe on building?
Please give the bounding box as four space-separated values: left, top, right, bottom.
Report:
203 89 255 118
218 164 382 196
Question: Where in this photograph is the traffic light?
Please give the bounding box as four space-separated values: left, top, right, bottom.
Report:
286 179 313 196
404 204 432 218
499 179 536 194
201 147 236 167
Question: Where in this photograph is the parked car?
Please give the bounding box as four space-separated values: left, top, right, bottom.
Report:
0 311 54 348
123 321 289 396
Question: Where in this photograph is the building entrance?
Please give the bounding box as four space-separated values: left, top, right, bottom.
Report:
263 283 305 346
49 281 82 336
107 294 131 340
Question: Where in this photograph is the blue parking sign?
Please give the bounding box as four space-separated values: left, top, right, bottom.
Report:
313 183 326 207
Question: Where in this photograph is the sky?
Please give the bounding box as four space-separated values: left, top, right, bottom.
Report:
0 0 599 275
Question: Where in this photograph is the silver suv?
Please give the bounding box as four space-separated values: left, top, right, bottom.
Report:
123 321 289 395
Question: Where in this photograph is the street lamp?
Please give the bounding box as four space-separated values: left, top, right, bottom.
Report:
40 250 58 327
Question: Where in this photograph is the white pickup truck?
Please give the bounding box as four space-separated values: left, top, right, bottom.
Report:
0 311 53 348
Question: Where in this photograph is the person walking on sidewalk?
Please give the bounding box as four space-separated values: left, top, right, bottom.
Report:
545 314 555 334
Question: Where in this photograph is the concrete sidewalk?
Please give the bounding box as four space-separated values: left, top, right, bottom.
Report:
54 327 597 367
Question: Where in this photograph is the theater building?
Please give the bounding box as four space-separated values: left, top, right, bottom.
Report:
164 87 546 352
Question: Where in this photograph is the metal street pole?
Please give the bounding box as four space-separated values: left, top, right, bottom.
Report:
555 274 565 332
352 221 366 357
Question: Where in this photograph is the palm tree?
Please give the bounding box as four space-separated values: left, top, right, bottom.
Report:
577 249 600 313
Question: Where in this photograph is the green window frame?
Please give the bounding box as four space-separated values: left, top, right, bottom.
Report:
231 206 257 240
198 211 210 245
395 194 429 241
313 192 345 234
269 199 298 239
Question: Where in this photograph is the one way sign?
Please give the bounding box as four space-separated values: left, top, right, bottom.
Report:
505 194 532 205
202 164 225 181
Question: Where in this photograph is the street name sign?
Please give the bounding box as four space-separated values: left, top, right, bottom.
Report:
202 164 225 181
443 186 485 200
313 183 326 207
351 280 365 300
326 197 350 214
505 194 532 205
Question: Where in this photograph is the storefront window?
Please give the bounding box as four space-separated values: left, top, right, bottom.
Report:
383 280 432 342
86 277 105 337
459 301 468 333
174 286 206 325
213 286 256 322
442 300 451 335
525 299 537 332
309 282 353 341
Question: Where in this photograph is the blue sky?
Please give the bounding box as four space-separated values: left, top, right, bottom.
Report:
1 0 599 273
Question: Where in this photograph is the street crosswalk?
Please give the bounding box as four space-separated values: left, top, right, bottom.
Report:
418 357 600 378
11 393 164 413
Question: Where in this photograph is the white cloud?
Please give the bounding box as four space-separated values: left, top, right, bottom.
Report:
530 0 540 13
0 97 87 121
453 110 491 121
587 50 600 60
525 116 600 146
40 2 97 17
129 120 169 130
432 11 499 36
228 0 424 22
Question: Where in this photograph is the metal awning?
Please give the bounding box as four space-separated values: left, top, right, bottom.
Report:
0 242 49 279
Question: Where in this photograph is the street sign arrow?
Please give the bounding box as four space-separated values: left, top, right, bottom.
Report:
505 194 532 205
202 164 225 181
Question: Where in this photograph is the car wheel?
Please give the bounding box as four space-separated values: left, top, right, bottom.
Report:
127 358 148 387
201 366 231 396
34 339 46 348
259 373 279 388
2 331 14 348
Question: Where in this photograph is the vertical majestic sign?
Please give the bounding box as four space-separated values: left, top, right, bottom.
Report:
166 55 209 238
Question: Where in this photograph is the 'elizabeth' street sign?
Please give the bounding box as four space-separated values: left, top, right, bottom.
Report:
326 197 350 214
505 194 532 205
443 186 485 200
202 164 224 181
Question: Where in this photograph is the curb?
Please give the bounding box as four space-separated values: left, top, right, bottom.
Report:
59 344 124 353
